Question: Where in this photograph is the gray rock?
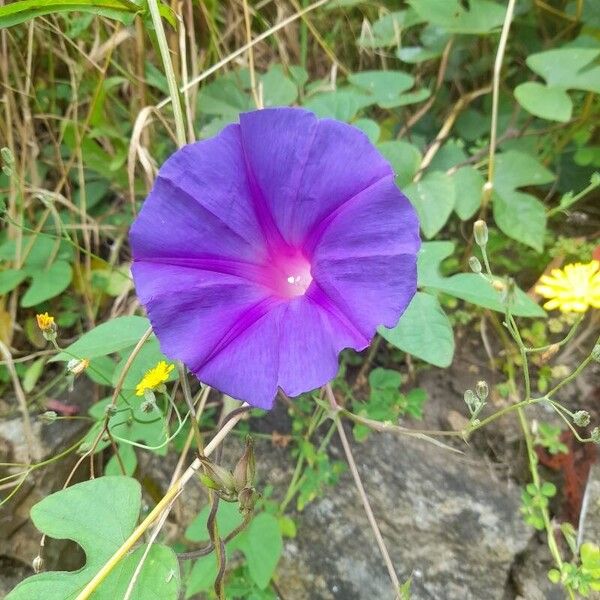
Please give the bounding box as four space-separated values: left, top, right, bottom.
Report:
274 427 531 600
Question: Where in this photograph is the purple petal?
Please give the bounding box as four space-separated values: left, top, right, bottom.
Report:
198 302 285 409
130 125 267 264
132 262 273 373
238 108 392 247
277 298 341 397
310 176 420 335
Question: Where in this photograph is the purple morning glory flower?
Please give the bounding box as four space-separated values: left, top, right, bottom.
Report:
130 107 420 409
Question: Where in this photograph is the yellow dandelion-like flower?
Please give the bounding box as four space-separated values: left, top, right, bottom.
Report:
535 260 600 313
135 361 175 396
36 312 55 332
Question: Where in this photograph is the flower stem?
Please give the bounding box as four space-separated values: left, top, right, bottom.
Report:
482 0 517 211
545 336 600 399
146 0 186 147
325 383 401 598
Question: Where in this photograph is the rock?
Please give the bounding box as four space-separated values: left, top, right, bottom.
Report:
510 537 566 600
273 427 531 600
0 379 93 573
579 463 600 556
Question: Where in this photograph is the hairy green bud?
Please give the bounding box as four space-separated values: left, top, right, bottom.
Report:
475 381 489 402
468 256 482 274
40 410 58 422
573 410 591 428
473 220 488 247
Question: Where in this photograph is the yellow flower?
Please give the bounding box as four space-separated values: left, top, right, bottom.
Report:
135 361 175 396
535 260 600 313
36 312 55 332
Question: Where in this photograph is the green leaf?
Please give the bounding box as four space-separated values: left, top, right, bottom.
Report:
352 118 380 143
0 269 27 294
0 0 139 29
94 394 168 455
185 501 243 542
452 166 484 220
186 555 217 597
494 150 555 191
62 122 128 187
379 292 454 367
86 356 117 386
377 141 422 188
51 316 151 362
21 260 72 307
358 10 423 49
6 477 180 600
417 241 546 317
0 233 73 268
526 47 600 93
492 151 554 252
396 45 442 63
404 171 455 238
303 89 370 121
493 190 547 253
348 70 414 108
197 77 252 118
261 65 298 107
408 0 506 34
514 82 572 123
23 357 46 393
185 505 282 590
105 443 137 476
417 240 456 288
234 513 283 589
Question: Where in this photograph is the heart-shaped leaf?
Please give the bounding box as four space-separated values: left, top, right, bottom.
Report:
6 476 180 599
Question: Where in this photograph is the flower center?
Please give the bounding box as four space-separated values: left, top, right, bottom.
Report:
268 251 313 298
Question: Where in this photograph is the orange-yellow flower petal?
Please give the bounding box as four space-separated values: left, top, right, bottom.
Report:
36 312 55 332
535 260 600 313
135 361 175 396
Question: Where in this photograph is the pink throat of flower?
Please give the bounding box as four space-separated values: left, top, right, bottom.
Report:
267 251 313 298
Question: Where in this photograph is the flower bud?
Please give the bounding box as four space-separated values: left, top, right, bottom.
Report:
1 147 14 165
473 220 488 247
573 411 591 427
475 381 489 402
67 358 89 376
233 437 256 493
105 404 118 417
32 555 44 573
464 389 478 412
36 312 57 342
40 410 58 422
238 487 259 515
468 256 482 274
140 395 157 414
540 343 560 363
199 458 236 495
